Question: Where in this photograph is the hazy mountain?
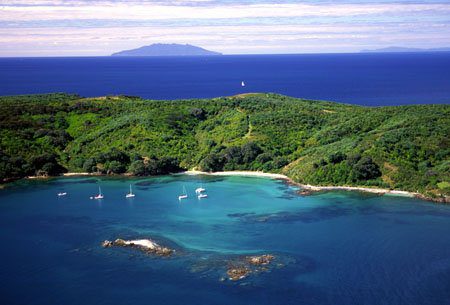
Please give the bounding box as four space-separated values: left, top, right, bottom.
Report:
111 43 222 56
361 46 450 53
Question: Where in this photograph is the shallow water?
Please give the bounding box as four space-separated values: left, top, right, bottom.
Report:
1 175 449 305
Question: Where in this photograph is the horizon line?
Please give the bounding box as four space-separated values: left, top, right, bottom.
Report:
3 50 450 58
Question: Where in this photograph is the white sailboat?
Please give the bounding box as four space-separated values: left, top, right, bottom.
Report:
198 193 208 199
126 184 135 198
178 186 188 200
195 184 206 194
241 81 246 87
94 186 104 200
57 192 67 197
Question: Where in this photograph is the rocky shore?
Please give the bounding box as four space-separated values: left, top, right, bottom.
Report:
295 183 449 203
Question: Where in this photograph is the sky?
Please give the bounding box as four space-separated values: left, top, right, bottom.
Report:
0 0 450 56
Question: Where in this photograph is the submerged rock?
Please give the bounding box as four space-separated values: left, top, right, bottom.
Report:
102 238 174 257
297 189 315 196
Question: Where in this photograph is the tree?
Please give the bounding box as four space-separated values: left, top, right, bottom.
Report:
157 157 182 174
241 142 262 163
273 157 289 169
328 152 346 164
351 157 381 181
128 160 147 176
200 154 225 172
83 158 97 173
255 152 273 164
223 146 243 164
107 161 126 174
190 108 206 120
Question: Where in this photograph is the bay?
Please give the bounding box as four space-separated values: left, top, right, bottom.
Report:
1 175 449 305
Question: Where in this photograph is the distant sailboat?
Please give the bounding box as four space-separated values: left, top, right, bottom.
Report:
178 186 188 200
57 192 67 197
126 184 135 198
241 81 245 87
93 186 104 200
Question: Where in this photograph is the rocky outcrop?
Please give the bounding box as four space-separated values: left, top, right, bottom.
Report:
103 238 281 282
414 193 450 204
102 238 174 257
102 240 114 248
246 254 274 266
226 254 276 281
227 265 251 281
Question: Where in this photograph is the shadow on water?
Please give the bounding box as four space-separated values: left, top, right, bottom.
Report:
134 174 226 187
229 188 450 225
230 202 353 224
51 178 98 185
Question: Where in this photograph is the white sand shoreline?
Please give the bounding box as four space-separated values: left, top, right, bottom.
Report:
63 172 97 176
183 170 418 198
26 170 422 200
184 170 287 179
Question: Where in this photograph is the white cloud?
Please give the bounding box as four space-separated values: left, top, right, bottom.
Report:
0 1 449 55
1 2 450 21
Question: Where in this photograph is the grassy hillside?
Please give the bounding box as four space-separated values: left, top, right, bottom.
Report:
1 93 449 200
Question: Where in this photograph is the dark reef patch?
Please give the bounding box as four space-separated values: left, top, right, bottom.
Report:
52 178 98 185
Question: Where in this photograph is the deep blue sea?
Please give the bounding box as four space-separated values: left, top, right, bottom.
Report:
1 175 450 305
1 53 450 105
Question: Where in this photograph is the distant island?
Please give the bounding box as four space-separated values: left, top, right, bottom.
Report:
361 46 450 53
111 43 222 57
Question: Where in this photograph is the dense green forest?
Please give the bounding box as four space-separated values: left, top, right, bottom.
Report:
0 93 449 200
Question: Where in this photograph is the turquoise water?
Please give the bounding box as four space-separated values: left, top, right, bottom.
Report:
1 175 449 305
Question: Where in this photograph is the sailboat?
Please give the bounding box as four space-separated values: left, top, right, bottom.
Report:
126 184 135 198
57 192 67 197
195 184 206 194
178 186 188 200
241 81 246 87
94 186 104 200
198 193 208 199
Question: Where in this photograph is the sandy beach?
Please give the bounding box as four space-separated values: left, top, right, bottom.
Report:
23 170 425 201
184 170 418 198
184 170 287 179
63 172 98 177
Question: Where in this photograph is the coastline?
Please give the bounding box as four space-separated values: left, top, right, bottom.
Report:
20 170 447 203
183 170 419 198
184 170 287 179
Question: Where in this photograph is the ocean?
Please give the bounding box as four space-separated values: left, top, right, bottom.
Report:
1 175 449 305
1 53 450 105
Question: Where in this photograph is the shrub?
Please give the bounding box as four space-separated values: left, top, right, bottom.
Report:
328 152 346 164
